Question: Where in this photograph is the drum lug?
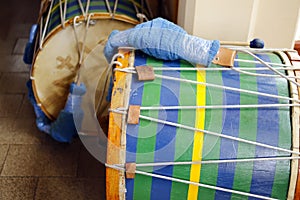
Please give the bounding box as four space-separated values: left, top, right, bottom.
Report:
89 19 96 26
127 105 141 125
73 16 82 27
125 163 136 179
135 66 155 81
212 47 236 67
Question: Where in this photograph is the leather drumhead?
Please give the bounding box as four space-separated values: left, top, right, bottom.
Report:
75 42 111 135
31 19 134 120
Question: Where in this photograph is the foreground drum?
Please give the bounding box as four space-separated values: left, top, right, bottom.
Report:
31 0 148 120
106 48 300 199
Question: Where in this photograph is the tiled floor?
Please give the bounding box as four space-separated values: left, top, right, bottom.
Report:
0 1 105 200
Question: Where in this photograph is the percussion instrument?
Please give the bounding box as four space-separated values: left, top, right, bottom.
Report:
105 48 300 199
30 0 149 120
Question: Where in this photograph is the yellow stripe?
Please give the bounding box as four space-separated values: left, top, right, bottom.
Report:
187 70 206 200
51 1 64 14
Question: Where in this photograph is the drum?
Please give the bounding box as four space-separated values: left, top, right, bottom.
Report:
106 48 300 199
31 0 148 120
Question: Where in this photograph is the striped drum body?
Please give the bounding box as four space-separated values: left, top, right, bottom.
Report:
107 49 300 199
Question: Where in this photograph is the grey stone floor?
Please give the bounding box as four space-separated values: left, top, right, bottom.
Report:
0 1 105 199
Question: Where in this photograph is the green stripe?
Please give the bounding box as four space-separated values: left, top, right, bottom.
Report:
133 57 163 199
198 64 223 199
170 60 196 200
270 53 291 199
231 53 258 199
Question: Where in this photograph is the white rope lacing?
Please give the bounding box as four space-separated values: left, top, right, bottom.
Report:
230 67 300 79
234 58 292 68
39 0 54 50
77 0 85 16
118 64 300 79
59 0 67 28
138 104 300 110
121 62 300 78
110 108 300 155
72 11 94 83
95 53 125 113
131 66 300 72
239 49 300 87
114 156 300 168
105 163 277 200
112 0 119 18
114 68 300 103
105 0 113 16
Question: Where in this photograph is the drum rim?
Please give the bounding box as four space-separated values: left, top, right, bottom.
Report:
44 13 140 40
31 14 139 120
106 49 133 200
278 50 300 199
106 49 299 199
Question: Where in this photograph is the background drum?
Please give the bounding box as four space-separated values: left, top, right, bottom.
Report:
31 0 150 120
106 48 300 199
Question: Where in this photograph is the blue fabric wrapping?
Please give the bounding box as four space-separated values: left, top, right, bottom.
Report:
23 24 38 64
64 83 86 112
51 82 86 142
27 80 52 134
27 80 86 143
104 18 220 66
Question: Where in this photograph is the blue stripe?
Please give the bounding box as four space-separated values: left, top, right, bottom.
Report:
215 57 240 200
125 51 147 200
150 60 180 200
249 54 279 199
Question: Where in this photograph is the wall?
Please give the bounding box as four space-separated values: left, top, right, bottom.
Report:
251 0 300 48
178 0 300 48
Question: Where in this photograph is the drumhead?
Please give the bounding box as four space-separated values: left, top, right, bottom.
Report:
31 19 134 120
74 42 111 136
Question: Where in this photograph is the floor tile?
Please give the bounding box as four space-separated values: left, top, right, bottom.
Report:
0 118 45 145
12 38 27 55
77 146 105 178
0 39 16 54
0 72 28 93
0 118 14 131
12 118 45 144
1 144 80 177
0 118 15 145
0 55 30 72
35 178 105 200
0 94 23 117
0 145 9 172
0 177 37 200
6 23 35 39
18 96 36 118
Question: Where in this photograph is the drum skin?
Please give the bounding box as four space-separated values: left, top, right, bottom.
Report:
107 50 299 200
75 42 111 135
31 0 140 120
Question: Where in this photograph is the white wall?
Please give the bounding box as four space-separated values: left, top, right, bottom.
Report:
178 0 300 48
177 0 196 34
251 0 300 48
